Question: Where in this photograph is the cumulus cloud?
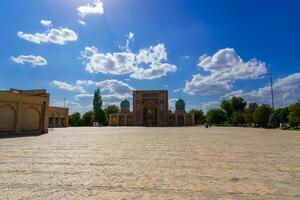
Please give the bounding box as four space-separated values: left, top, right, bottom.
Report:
200 101 220 112
224 73 300 107
74 93 94 101
77 0 104 17
76 80 95 86
51 100 90 114
73 79 134 107
168 98 177 111
52 81 86 93
17 27 78 45
76 79 135 95
81 41 177 80
184 48 267 95
75 92 132 107
40 20 52 27
11 55 47 66
173 87 183 93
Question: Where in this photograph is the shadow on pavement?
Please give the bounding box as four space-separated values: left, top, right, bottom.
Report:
0 132 46 139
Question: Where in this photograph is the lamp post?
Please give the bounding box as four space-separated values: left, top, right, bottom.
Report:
264 73 275 110
63 97 67 108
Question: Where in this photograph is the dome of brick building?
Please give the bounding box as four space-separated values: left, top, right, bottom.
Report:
175 98 185 110
120 99 130 108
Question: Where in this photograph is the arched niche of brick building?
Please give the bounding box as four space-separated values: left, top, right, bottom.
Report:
0 104 17 132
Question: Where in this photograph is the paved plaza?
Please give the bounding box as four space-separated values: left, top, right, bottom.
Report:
0 127 299 199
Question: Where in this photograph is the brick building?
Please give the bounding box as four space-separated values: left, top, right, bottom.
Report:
0 89 68 134
109 90 194 126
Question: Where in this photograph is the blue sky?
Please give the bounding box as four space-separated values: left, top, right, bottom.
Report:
1 0 300 112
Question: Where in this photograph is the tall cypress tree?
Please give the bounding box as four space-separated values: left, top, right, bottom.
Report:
93 88 106 125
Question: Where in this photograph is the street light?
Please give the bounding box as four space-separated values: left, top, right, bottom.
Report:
63 97 67 108
263 73 275 109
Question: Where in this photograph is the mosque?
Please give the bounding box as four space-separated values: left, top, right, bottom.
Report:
109 90 194 126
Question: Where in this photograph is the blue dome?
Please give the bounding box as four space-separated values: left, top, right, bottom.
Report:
120 99 130 107
175 98 185 108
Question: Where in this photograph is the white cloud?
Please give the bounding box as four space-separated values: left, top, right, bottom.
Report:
168 98 177 111
200 101 220 112
51 100 90 114
81 42 177 80
173 87 183 93
76 80 95 86
75 79 135 95
224 73 300 107
78 20 86 26
184 48 267 95
85 50 137 75
128 32 134 40
40 20 52 27
17 27 78 45
75 92 132 107
95 79 135 94
77 0 104 17
11 55 47 66
181 55 190 60
74 93 94 101
52 81 86 94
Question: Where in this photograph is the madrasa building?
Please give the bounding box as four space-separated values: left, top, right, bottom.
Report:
109 90 194 126
0 89 69 134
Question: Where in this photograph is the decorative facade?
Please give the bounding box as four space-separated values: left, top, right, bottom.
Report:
109 90 194 126
0 89 68 134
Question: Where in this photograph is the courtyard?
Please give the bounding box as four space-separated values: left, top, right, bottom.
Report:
0 127 299 200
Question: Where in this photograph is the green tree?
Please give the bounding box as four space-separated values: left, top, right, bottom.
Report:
268 112 281 128
231 97 247 112
105 105 119 116
243 102 258 125
270 107 289 127
104 105 119 125
232 111 245 125
275 107 289 124
206 108 226 125
288 101 300 127
254 104 273 128
220 99 233 123
221 97 247 125
93 89 106 125
81 111 94 126
69 112 81 126
189 109 205 124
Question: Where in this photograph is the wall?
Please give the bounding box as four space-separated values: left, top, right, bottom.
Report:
0 92 49 133
48 106 69 127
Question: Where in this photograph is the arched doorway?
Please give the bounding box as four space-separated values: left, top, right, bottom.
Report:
177 116 184 126
143 101 158 126
22 107 40 131
0 104 16 132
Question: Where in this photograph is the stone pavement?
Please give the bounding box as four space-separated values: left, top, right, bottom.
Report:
0 127 299 199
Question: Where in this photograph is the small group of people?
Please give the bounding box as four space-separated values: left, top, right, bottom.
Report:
205 123 211 128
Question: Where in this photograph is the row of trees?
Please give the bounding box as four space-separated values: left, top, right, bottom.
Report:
69 89 119 126
69 88 300 129
190 97 300 128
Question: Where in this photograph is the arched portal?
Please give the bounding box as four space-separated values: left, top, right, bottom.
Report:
142 101 158 126
0 104 16 132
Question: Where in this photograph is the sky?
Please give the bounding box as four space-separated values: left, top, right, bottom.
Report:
1 0 300 113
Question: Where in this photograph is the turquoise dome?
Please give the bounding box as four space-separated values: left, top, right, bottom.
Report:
175 98 185 109
120 99 130 108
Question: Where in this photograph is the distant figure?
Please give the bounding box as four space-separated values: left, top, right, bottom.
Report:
205 123 209 128
280 123 282 130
